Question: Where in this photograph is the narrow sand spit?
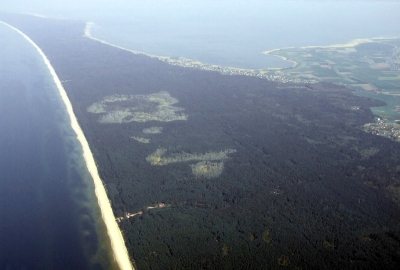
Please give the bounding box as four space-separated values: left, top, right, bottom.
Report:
85 22 161 59
264 37 399 55
263 39 374 55
302 38 373 49
1 21 133 270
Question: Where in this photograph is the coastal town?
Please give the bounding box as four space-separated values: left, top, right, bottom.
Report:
159 51 400 144
85 22 310 84
363 117 400 141
157 56 309 83
4 11 400 270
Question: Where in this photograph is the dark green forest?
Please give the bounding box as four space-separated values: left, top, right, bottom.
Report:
2 13 400 269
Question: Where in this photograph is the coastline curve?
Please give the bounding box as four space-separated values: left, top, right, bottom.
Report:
0 21 134 270
83 22 295 82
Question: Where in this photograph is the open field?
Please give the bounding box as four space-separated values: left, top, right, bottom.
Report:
264 38 400 136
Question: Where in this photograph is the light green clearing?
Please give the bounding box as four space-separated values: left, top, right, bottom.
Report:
143 127 163 134
87 91 188 123
146 149 236 178
190 161 225 179
146 149 237 166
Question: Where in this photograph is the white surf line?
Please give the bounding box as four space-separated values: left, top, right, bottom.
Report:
0 21 134 270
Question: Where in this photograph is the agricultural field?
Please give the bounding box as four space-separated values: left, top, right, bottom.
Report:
266 38 400 140
267 39 400 93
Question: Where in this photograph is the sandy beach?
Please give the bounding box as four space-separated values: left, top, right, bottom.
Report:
261 38 382 69
262 48 298 69
84 22 280 74
302 38 373 49
85 22 154 58
1 21 134 270
263 39 373 55
263 47 296 55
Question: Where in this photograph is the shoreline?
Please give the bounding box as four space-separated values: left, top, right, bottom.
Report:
263 37 398 54
261 39 377 70
84 22 301 83
1 21 134 270
262 37 399 79
301 38 373 49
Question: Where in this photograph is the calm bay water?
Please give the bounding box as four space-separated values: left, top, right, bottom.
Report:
0 23 112 269
3 1 400 69
1 1 400 268
89 1 400 69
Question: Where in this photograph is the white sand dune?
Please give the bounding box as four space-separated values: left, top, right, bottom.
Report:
0 21 134 270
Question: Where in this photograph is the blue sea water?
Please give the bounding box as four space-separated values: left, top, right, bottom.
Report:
88 1 400 69
3 1 400 69
1 1 400 268
0 23 111 269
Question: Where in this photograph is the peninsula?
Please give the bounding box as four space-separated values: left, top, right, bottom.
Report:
263 37 400 141
84 22 303 84
3 13 400 269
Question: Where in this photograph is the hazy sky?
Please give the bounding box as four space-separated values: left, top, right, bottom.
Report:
1 0 399 69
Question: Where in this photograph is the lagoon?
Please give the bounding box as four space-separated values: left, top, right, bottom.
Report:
3 1 400 69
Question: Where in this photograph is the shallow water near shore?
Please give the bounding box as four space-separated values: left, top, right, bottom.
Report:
0 22 116 270
1 1 400 268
